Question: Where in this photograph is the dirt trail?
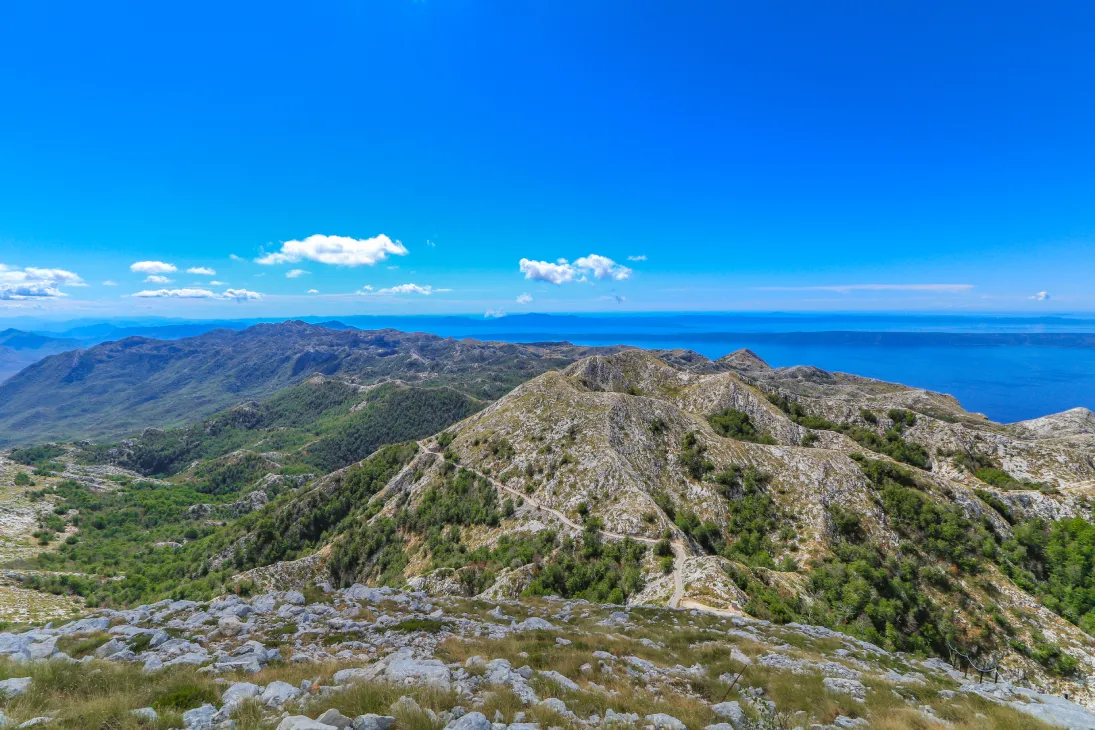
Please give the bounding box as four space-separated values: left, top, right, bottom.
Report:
415 439 727 614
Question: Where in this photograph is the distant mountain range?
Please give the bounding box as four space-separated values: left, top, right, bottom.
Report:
0 328 82 385
0 321 622 446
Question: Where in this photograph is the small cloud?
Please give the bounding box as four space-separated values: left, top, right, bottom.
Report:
519 259 577 285
285 269 309 279
187 267 216 276
0 264 85 300
130 261 177 274
519 254 632 284
221 288 262 301
387 265 399 270
484 309 507 319
256 233 408 266
130 287 262 301
209 280 226 286
516 293 533 304
360 285 374 293
144 275 173 284
102 280 118 287
626 255 647 262
229 254 244 261
132 288 216 299
426 239 436 247
575 254 632 280
1030 291 1050 301
369 283 441 296
307 289 319 294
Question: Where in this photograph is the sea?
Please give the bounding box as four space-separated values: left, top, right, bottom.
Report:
370 313 1095 425
21 312 1095 425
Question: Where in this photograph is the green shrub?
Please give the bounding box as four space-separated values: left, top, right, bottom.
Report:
9 444 66 466
153 683 218 711
678 432 712 479
707 408 777 444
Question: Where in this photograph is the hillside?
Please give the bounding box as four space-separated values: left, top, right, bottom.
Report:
0 322 625 446
7 345 1095 714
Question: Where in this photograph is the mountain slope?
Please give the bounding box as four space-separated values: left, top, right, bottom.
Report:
13 344 1095 703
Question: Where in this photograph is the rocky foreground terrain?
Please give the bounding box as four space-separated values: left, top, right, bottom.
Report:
0 581 1093 729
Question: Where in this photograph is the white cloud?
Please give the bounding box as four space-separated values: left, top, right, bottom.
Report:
387 265 399 270
755 284 974 293
426 239 436 247
519 258 577 284
131 287 261 301
130 261 177 274
102 280 118 286
516 293 533 304
222 288 262 301
229 254 244 262
256 233 408 266
484 309 507 319
1030 291 1050 301
132 288 217 299
187 267 216 276
308 289 319 294
574 254 632 281
360 285 374 293
368 283 443 296
627 255 647 262
0 264 85 300
519 254 631 284
144 275 173 284
285 269 309 279
209 280 226 286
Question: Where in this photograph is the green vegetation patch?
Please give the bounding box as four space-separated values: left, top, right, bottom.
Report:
9 444 66 466
767 395 930 469
707 408 777 444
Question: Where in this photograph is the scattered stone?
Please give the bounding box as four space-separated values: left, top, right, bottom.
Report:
130 708 158 722
262 680 302 706
353 714 396 730
539 670 578 692
645 714 686 730
823 678 867 700
711 701 745 728
515 617 555 631
446 711 491 730
276 717 337 730
222 681 262 708
317 708 355 729
0 678 31 698
181 703 217 729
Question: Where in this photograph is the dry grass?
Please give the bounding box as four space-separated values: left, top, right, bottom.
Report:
0 659 208 729
299 681 458 730
868 697 1058 730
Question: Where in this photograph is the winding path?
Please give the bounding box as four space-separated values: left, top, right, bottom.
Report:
414 439 697 610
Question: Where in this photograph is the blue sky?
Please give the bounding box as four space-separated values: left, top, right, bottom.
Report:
1 0 1093 319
